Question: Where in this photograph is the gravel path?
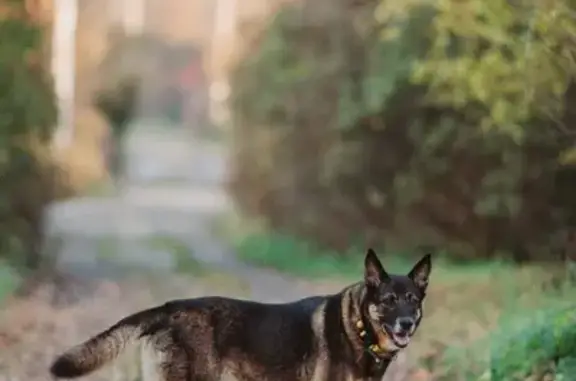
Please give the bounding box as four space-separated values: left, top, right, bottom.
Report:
45 124 313 301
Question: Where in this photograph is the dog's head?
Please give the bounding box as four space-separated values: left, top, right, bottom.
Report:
361 248 431 351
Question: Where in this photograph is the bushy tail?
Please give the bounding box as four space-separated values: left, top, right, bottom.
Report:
50 306 165 379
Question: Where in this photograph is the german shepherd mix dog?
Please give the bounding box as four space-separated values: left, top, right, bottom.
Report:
50 249 431 381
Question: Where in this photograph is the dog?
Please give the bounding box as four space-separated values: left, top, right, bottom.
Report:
50 248 431 381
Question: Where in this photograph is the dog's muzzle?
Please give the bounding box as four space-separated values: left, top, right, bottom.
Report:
384 317 415 348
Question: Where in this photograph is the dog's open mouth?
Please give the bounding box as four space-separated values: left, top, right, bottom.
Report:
383 326 410 348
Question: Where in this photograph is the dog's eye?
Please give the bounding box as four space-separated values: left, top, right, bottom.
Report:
406 292 419 303
382 294 398 305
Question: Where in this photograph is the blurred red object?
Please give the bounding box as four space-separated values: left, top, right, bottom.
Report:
179 61 203 90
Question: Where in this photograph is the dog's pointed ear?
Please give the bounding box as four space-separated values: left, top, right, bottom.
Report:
364 248 389 288
408 254 431 292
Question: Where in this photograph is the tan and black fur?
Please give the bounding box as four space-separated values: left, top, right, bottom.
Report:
50 249 432 381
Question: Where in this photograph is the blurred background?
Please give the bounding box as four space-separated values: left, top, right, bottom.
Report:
1 0 576 380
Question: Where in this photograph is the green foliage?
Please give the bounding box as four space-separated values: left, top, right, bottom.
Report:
231 2 432 130
232 6 341 127
236 231 366 278
0 21 54 140
431 295 576 381
388 0 576 139
489 305 576 381
343 5 433 127
0 0 58 272
235 230 510 280
229 0 576 261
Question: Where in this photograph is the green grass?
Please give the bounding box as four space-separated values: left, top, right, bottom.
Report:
490 303 576 381
436 296 576 381
235 231 513 281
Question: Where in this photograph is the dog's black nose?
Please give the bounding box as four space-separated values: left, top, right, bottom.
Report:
398 318 414 331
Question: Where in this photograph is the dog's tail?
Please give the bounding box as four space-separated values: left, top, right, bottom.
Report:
50 305 167 379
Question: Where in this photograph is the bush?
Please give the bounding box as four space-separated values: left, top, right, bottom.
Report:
229 0 576 261
489 305 576 381
432 302 576 381
0 0 59 272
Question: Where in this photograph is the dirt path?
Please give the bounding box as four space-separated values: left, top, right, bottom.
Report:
0 123 408 381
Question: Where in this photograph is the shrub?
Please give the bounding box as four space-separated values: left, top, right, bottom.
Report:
229 0 576 261
489 305 576 381
0 0 59 272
